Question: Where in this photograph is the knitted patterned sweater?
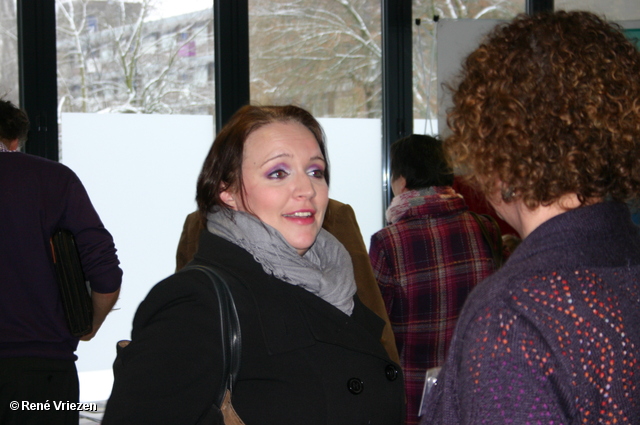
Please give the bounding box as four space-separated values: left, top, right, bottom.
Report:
420 201 640 424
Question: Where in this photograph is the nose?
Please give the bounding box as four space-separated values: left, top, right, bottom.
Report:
293 172 316 199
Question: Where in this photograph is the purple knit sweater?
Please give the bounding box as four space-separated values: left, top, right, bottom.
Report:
420 201 640 424
0 152 122 360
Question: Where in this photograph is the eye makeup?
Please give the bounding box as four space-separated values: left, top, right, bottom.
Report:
265 163 290 179
307 167 325 179
264 160 326 180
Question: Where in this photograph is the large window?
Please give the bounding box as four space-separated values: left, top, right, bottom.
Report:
0 0 18 104
56 0 215 115
54 0 216 404
250 0 381 118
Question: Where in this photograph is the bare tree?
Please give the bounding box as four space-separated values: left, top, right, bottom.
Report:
250 0 382 118
53 0 522 121
56 0 215 114
249 0 522 120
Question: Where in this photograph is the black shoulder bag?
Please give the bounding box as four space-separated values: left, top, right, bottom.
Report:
183 265 245 425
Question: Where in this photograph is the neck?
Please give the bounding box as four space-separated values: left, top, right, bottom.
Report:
513 194 588 238
1 139 18 151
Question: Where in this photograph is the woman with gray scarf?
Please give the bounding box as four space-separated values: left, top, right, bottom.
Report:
103 105 405 425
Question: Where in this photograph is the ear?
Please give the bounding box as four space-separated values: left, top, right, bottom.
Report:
391 175 408 197
396 176 407 193
220 187 238 210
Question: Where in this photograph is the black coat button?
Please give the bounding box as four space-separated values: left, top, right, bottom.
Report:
385 364 399 381
347 378 364 394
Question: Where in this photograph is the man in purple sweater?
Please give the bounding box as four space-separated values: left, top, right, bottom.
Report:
0 100 123 425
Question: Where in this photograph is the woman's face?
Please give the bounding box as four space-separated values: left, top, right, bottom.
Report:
222 121 329 255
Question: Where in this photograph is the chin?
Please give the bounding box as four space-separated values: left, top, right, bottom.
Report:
289 237 316 254
286 227 320 246
292 242 313 252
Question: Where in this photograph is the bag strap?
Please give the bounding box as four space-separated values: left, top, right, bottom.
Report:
468 211 504 269
182 264 242 409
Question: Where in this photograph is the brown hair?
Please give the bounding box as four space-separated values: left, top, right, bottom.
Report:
446 11 640 208
390 134 453 189
196 105 329 219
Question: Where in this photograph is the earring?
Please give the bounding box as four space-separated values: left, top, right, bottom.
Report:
501 185 515 202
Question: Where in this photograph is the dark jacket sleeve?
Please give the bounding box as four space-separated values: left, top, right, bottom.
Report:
102 270 224 425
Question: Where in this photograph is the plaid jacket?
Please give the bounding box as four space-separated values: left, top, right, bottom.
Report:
369 187 498 425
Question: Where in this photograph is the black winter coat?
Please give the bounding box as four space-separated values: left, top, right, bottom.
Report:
103 231 405 425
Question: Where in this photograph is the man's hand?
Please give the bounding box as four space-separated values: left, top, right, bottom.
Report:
80 288 121 341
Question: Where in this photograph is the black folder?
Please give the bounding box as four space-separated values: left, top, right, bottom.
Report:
50 229 93 337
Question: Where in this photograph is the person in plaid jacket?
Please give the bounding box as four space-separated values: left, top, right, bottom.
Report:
369 134 499 425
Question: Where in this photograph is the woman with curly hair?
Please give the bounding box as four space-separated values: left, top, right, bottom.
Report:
420 11 640 424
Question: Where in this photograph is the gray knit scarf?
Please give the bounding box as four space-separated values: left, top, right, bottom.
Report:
207 209 357 316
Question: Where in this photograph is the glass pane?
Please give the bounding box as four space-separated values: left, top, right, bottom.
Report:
249 0 384 247
56 0 214 114
250 0 381 118
0 0 19 104
412 0 525 127
55 0 215 406
555 0 640 21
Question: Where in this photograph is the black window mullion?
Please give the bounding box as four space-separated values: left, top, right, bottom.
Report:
17 0 58 161
381 0 412 216
214 0 250 133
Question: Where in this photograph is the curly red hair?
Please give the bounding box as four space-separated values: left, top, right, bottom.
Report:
446 11 640 208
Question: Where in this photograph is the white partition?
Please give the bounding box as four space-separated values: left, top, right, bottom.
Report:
320 117 383 246
436 19 503 138
62 113 214 400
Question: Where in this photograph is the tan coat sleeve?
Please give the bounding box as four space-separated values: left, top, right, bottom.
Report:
323 199 401 364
